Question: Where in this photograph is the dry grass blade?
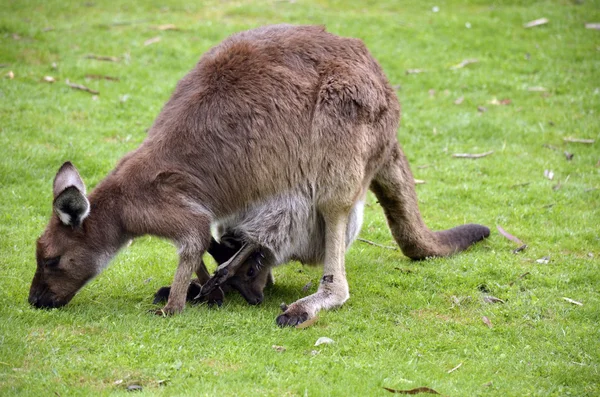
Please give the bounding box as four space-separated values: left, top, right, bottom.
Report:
524 18 549 28
414 179 426 184
296 316 319 329
454 96 464 105
585 23 600 30
447 363 462 373
406 69 425 74
155 24 178 31
272 345 286 352
450 58 478 69
563 137 594 144
563 297 583 306
452 151 493 159
357 238 398 250
383 386 441 395
43 76 55 83
65 79 99 95
85 54 120 62
527 86 547 92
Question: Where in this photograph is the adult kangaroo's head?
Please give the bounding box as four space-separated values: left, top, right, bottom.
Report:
29 162 112 309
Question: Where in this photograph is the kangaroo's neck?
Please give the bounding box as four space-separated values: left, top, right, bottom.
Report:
85 172 130 261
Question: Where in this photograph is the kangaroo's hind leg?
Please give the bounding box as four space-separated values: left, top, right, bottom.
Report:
276 205 351 326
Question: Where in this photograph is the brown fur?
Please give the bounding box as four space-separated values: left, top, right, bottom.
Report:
30 25 489 324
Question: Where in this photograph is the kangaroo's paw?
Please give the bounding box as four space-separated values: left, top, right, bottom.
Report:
276 275 349 327
276 305 309 327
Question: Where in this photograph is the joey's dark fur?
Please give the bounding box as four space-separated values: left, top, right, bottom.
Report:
31 25 489 325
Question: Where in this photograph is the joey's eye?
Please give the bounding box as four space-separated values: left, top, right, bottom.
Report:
44 256 61 267
246 267 256 278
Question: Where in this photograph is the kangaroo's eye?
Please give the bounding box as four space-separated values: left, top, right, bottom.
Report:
44 256 61 267
246 267 256 278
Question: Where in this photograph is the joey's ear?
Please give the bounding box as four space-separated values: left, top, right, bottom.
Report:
52 162 90 226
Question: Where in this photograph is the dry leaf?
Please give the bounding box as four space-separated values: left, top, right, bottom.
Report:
563 297 583 306
536 256 550 264
450 59 478 69
428 89 436 97
406 69 425 75
114 379 124 385
544 169 554 180
43 76 55 83
272 345 286 352
315 337 334 346
65 79 99 95
564 151 574 161
585 23 600 30
302 281 313 292
477 106 487 113
483 296 505 304
524 18 549 28
482 316 493 328
452 151 493 159
447 362 462 373
496 225 526 246
383 386 441 395
489 98 512 105
144 36 161 46
126 385 143 391
454 96 464 105
563 137 594 144
6 70 14 79
296 315 319 329
156 24 178 31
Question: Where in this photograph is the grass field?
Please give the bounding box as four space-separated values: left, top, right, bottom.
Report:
1 0 599 395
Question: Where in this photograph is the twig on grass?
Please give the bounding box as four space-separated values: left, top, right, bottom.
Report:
85 54 120 62
524 18 549 28
65 79 99 95
563 137 594 144
509 272 530 286
357 238 398 251
85 74 119 81
447 363 462 373
452 151 494 159
383 386 441 395
563 297 583 306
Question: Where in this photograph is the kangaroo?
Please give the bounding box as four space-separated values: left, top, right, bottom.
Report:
30 24 490 326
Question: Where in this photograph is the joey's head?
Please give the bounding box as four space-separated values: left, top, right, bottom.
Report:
226 253 271 305
29 162 107 309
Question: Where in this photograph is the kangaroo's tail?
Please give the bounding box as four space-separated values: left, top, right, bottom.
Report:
370 145 490 260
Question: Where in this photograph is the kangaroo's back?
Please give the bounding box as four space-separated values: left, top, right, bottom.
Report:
139 24 398 217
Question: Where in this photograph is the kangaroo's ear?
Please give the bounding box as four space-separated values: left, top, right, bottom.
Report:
52 162 90 226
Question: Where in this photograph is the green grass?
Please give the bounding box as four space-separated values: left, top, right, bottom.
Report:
1 0 599 395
